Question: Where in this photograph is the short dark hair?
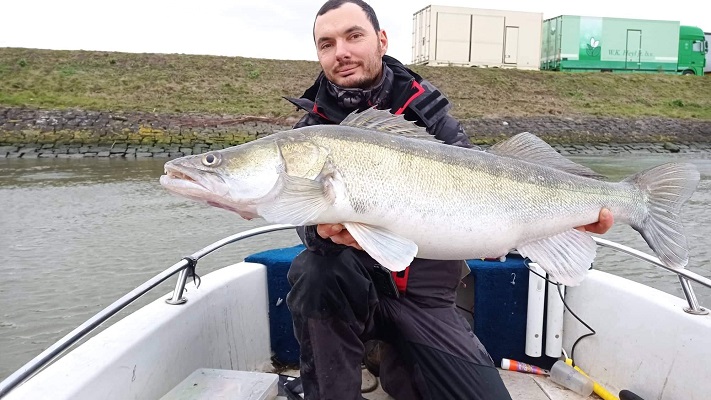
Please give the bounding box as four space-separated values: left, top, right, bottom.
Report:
315 0 381 32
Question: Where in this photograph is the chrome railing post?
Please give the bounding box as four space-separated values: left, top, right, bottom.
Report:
163 224 296 306
165 267 190 305
678 276 709 315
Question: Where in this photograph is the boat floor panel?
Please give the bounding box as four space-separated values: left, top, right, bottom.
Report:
275 369 595 399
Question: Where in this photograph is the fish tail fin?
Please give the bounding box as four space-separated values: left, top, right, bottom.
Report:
626 163 699 269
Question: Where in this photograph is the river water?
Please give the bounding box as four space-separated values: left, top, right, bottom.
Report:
1 154 710 380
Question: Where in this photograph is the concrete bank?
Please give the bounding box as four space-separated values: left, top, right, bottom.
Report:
1 107 710 158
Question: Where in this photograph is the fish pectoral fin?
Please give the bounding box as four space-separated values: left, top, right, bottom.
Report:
517 229 597 286
343 222 417 272
257 174 333 226
489 132 604 179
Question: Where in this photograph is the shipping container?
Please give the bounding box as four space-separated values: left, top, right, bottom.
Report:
541 16 707 75
412 5 542 70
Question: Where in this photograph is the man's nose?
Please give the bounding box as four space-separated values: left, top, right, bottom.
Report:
334 39 351 61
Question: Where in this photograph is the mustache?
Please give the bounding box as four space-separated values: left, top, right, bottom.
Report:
335 61 360 72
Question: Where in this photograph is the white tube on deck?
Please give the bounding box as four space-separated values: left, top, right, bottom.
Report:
545 280 565 357
525 263 546 357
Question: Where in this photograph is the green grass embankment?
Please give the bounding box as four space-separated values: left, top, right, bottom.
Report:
1 47 710 120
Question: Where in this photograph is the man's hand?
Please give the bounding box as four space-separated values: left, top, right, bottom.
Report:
576 208 614 234
316 224 363 250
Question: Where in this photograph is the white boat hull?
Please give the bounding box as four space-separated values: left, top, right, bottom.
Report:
5 263 273 400
563 270 711 400
5 261 711 400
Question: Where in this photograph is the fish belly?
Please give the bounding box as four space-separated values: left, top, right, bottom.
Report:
320 180 626 262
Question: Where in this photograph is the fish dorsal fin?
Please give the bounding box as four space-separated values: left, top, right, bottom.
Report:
489 132 604 179
517 229 597 286
343 222 418 272
340 108 439 142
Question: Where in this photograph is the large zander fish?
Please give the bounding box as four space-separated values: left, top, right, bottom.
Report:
160 108 699 286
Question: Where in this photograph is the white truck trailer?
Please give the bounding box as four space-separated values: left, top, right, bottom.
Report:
411 5 542 70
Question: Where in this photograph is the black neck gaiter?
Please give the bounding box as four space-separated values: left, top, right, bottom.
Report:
325 63 394 111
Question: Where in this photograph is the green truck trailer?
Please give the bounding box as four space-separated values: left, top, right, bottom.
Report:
541 16 708 75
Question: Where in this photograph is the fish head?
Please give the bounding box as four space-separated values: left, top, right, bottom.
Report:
160 133 331 220
160 141 284 219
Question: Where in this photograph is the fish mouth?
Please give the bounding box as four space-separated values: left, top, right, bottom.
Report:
160 163 259 220
164 168 193 182
160 164 230 197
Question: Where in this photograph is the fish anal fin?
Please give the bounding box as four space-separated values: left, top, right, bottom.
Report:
517 229 597 286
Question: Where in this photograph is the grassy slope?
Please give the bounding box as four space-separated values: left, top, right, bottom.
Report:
1 47 710 120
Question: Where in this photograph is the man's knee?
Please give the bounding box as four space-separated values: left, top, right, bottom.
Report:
288 250 342 288
286 249 376 321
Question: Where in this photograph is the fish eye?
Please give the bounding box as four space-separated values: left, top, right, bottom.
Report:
201 152 222 167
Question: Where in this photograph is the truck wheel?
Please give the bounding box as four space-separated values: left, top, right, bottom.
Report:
681 70 695 75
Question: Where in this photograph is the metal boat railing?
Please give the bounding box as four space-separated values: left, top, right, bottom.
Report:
592 237 710 315
1 226 709 397
0 224 296 398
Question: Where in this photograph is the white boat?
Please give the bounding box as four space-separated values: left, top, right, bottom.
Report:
1 224 710 400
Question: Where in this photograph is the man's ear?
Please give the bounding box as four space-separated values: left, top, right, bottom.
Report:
378 30 388 55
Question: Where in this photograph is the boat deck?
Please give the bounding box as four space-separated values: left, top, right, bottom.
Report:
277 368 596 400
497 370 596 400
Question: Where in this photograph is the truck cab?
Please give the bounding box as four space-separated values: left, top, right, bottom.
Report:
678 25 707 75
705 32 711 74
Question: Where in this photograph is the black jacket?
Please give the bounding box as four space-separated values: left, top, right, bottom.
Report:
286 55 472 256
286 55 472 148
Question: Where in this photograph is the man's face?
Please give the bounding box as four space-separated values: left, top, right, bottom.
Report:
313 2 388 89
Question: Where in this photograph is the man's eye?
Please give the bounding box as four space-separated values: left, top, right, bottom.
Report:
320 43 332 50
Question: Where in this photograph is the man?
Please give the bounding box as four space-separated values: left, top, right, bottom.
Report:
285 1 614 399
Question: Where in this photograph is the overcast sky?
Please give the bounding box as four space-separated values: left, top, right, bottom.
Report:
1 1 709 64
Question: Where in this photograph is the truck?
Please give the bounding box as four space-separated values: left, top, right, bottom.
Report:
706 32 711 74
412 5 542 70
541 16 708 75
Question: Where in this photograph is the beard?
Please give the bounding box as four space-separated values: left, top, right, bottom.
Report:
332 43 384 89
